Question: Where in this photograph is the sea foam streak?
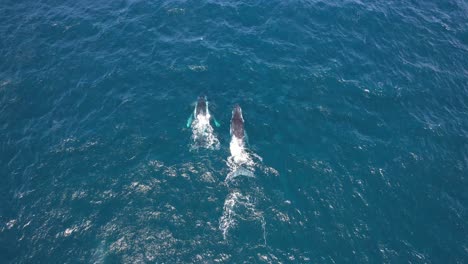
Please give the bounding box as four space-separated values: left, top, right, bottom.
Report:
219 191 266 244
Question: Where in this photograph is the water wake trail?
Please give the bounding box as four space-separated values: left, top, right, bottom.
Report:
220 133 267 244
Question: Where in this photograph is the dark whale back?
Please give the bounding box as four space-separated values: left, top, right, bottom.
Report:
231 105 244 139
196 96 207 116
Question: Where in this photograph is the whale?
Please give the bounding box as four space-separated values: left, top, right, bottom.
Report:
230 104 244 141
228 104 254 176
186 96 220 128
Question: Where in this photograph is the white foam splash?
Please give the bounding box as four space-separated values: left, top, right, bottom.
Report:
225 137 257 184
190 113 220 151
228 137 252 165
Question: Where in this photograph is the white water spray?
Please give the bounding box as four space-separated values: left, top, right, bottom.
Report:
189 110 220 151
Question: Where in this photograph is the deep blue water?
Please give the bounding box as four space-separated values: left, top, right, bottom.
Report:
1 0 467 263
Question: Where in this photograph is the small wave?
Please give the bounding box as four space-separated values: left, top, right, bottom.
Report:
166 8 185 15
188 65 207 72
91 240 107 264
189 114 220 151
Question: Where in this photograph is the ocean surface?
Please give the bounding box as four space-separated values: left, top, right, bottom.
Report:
1 0 467 263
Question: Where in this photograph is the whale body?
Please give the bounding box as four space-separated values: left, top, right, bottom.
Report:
230 104 244 140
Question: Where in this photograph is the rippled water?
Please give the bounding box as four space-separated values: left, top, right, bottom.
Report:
1 0 467 263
